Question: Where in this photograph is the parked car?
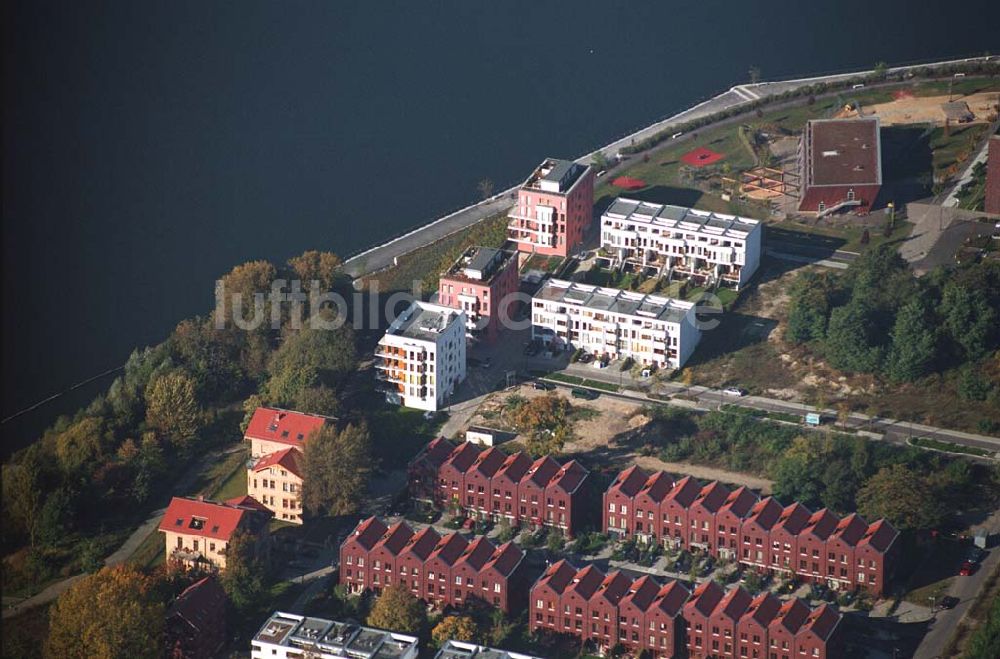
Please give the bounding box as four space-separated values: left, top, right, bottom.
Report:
579 353 594 364
966 547 987 563
571 388 598 400
532 381 554 391
939 596 959 609
958 561 976 576
722 387 747 397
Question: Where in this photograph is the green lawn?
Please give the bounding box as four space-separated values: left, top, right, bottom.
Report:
768 217 914 254
910 436 992 457
521 254 564 274
930 123 990 180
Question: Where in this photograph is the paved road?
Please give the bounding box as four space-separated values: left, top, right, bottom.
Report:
343 57 992 280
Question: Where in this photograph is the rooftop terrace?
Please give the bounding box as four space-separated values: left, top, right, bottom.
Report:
384 301 464 343
521 157 590 194
253 612 419 659
534 278 694 324
603 198 760 239
441 246 516 284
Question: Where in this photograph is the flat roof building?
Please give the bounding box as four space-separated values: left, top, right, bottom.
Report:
508 158 595 257
376 301 466 411
251 613 419 659
434 640 543 659
798 117 882 215
531 278 701 369
601 199 762 290
438 246 520 342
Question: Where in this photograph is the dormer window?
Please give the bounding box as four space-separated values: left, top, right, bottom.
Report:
189 517 206 531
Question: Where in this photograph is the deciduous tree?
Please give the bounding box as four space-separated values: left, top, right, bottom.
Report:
288 250 344 294
220 529 267 613
264 321 355 407
54 416 106 475
432 615 479 646
367 584 426 634
301 423 373 517
45 565 165 659
856 464 946 532
886 297 937 382
145 371 202 449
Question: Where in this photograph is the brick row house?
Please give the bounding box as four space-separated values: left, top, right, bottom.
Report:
408 438 591 536
529 560 841 659
159 496 272 571
603 467 899 595
684 581 843 659
339 517 526 614
244 406 336 524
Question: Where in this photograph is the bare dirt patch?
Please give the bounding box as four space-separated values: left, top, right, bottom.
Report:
865 92 1000 126
633 455 773 493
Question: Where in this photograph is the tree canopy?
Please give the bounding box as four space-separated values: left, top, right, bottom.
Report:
367 584 426 634
45 565 165 659
432 615 479 646
301 422 373 517
856 464 947 532
263 321 355 407
145 371 202 449
219 528 267 613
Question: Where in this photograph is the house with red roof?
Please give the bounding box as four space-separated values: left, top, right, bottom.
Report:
737 592 781 659
800 509 841 585
636 471 675 543
587 571 631 652
603 465 648 539
164 576 227 659
340 517 388 593
742 497 784 571
647 581 690 659
855 519 900 595
244 406 332 458
688 481 730 551
662 476 701 549
770 503 811 575
717 486 759 561
684 580 726 658
159 496 271 571
768 598 811 659
706 586 753 658
408 439 590 536
797 603 843 659
618 575 662 654
530 560 578 635
407 436 456 503
339 517 525 614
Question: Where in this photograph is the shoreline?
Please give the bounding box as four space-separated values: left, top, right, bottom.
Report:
342 54 994 279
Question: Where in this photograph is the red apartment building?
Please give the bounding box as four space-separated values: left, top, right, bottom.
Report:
408 438 590 536
530 561 841 659
339 517 525 614
798 118 882 215
602 467 899 596
508 158 595 257
986 135 1000 215
438 246 520 342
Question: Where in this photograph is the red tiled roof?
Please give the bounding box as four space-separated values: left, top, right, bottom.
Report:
832 513 868 547
612 466 649 498
621 575 660 612
538 560 577 594
803 603 842 641
446 442 482 473
415 437 456 469
720 486 759 519
653 581 689 617
251 447 303 478
350 517 389 551
376 522 415 556
640 471 676 503
430 533 469 566
694 481 731 513
569 564 605 600
550 460 588 494
687 580 725 617
775 502 812 536
860 519 898 553
803 509 840 541
159 497 255 542
402 526 441 561
744 592 782 627
471 447 507 478
669 476 702 507
485 542 524 577
224 495 272 514
167 575 227 631
714 586 753 622
771 598 811 634
458 536 496 571
747 497 783 531
495 452 533 483
526 456 561 487
244 407 329 449
595 571 632 606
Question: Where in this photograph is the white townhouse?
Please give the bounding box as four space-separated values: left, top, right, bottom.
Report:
531 278 701 370
375 300 466 411
601 199 762 290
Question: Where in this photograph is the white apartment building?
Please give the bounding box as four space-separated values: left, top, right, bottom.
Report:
251 612 419 659
375 300 466 411
435 640 545 659
531 279 701 369
600 199 762 290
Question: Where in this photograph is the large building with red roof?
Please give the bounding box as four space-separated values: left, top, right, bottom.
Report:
165 576 227 659
159 496 272 571
529 560 841 659
602 467 899 595
507 158 595 257
798 117 882 215
339 517 526 614
243 406 337 524
407 438 591 536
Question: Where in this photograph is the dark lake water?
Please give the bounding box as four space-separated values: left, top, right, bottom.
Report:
3 0 998 455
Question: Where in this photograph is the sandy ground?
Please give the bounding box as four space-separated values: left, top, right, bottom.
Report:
864 92 999 126
633 455 773 493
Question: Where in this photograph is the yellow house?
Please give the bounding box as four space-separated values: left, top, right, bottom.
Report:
159 496 272 571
